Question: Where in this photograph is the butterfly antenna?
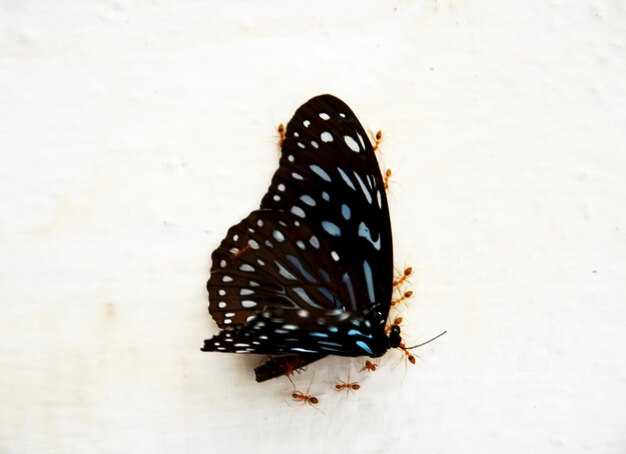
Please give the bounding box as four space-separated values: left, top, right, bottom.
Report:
402 331 447 350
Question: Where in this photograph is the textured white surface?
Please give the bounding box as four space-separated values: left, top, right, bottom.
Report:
1 1 625 453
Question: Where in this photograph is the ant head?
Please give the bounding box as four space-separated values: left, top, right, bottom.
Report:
388 323 402 349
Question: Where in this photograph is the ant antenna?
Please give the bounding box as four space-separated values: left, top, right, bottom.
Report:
402 331 447 350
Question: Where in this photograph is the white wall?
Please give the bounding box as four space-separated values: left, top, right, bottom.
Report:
1 1 625 453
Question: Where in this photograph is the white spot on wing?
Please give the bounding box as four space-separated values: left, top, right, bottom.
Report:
248 239 260 249
292 347 318 353
354 171 372 204
276 261 297 280
293 287 323 308
344 135 360 152
309 235 320 249
291 206 306 218
319 112 330 120
242 300 257 308
321 221 341 237
321 132 333 143
309 164 331 182
357 132 366 150
300 195 316 206
337 167 356 190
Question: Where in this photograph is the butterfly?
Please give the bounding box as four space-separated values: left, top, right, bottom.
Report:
201 94 406 382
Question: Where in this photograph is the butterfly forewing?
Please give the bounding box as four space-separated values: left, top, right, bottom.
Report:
260 95 393 322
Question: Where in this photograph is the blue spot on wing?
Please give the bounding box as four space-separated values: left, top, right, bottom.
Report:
356 340 373 355
286 254 317 283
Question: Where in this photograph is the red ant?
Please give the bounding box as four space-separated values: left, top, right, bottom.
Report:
291 377 321 411
334 370 360 394
393 267 413 288
399 332 448 365
383 169 392 190
373 130 383 152
360 360 378 372
391 290 413 307
399 342 417 364
277 123 286 148
385 316 403 334
230 244 251 259
284 360 307 385
291 390 319 406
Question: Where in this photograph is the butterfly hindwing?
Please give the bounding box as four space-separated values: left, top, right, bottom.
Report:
208 209 359 328
202 305 388 357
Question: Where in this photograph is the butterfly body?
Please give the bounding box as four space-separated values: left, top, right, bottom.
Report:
201 94 403 381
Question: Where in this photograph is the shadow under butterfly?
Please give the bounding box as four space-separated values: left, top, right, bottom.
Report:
201 94 407 382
